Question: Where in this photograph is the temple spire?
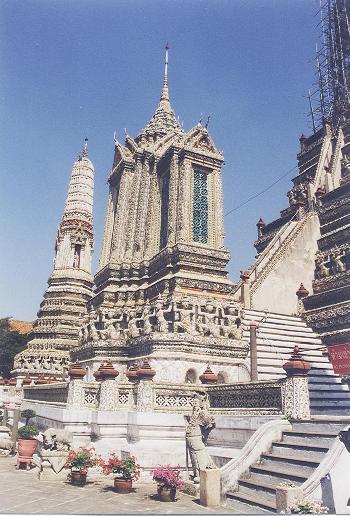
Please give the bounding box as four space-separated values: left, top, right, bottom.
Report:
160 43 169 103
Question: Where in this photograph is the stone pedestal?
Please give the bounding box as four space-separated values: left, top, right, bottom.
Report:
199 469 221 507
39 450 69 481
275 485 302 512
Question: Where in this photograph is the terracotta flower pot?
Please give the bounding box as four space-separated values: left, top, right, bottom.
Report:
113 477 133 493
157 485 176 502
70 470 87 486
17 439 37 459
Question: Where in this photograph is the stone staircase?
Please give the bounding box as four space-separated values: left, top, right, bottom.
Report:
242 309 350 416
225 420 347 514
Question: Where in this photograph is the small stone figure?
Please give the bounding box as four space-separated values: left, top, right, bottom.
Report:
126 309 141 338
88 310 100 342
39 428 73 482
175 299 196 335
42 428 72 451
185 392 217 483
142 303 153 334
200 304 221 338
224 305 242 339
315 257 330 278
0 426 12 457
154 298 170 333
332 251 346 274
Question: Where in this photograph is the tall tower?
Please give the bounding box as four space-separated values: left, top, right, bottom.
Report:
74 48 248 386
14 140 95 380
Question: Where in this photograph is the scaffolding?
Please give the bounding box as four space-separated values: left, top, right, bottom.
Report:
308 0 350 133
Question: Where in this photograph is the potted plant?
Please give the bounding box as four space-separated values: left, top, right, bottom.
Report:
151 464 184 502
17 409 39 461
99 453 141 493
64 447 97 486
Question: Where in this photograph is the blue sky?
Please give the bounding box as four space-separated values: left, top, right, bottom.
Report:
0 0 319 321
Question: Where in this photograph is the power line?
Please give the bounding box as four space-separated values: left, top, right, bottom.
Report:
224 164 298 217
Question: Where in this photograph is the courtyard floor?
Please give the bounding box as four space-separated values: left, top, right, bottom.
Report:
0 458 237 515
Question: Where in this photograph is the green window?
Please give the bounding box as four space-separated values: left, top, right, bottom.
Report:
192 169 208 243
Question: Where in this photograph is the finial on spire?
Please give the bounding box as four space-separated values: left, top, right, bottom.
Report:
160 43 170 102
82 137 88 158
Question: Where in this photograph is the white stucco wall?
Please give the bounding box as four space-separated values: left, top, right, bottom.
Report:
251 214 321 315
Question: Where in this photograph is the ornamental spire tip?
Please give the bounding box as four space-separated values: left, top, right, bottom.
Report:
160 43 170 103
81 137 88 158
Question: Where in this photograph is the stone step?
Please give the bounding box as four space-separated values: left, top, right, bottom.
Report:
226 489 276 513
310 391 350 400
244 310 308 325
252 341 332 356
309 384 350 392
257 363 331 371
250 462 311 483
282 431 338 444
254 347 333 364
269 445 326 461
311 400 350 408
255 333 324 345
225 493 273 514
311 407 350 416
275 437 331 451
260 452 321 470
238 477 277 496
247 470 305 489
308 376 344 384
291 421 347 433
243 320 315 334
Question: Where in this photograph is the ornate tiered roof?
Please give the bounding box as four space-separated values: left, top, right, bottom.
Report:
135 45 183 145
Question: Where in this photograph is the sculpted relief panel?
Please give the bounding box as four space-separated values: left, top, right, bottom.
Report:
78 295 242 345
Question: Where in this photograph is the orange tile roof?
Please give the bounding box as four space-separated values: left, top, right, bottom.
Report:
9 320 33 334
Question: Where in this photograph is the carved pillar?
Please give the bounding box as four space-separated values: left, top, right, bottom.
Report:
110 167 132 262
100 188 117 269
240 270 251 309
167 152 179 246
249 321 258 381
67 380 84 407
136 380 154 412
296 283 309 316
136 359 156 412
99 380 119 411
135 157 151 259
212 167 225 248
145 159 160 257
282 346 311 420
180 158 192 243
124 157 143 261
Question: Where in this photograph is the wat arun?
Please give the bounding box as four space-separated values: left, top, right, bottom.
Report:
13 1 350 385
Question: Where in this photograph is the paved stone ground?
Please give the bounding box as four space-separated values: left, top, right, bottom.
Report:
0 458 237 514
